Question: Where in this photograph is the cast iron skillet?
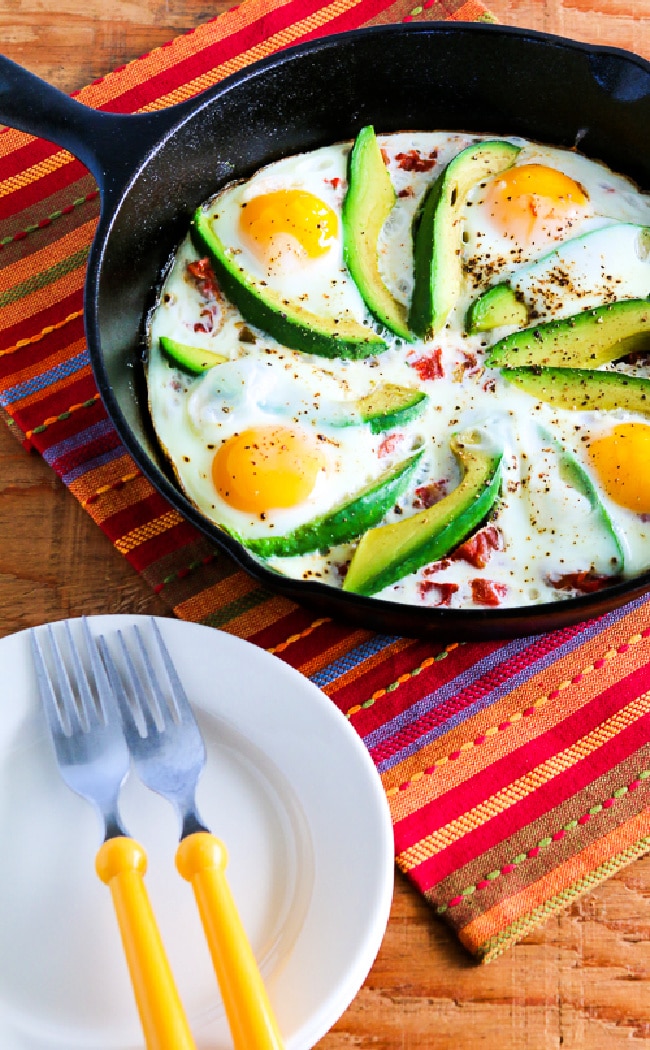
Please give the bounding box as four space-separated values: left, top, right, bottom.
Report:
1 23 649 640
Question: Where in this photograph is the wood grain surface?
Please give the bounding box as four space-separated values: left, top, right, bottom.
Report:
0 2 649 1047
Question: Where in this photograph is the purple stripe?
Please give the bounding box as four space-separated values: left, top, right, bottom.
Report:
44 418 116 462
59 445 127 485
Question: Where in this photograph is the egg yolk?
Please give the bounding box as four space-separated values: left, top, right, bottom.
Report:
239 190 338 264
212 424 326 514
588 422 650 513
483 163 588 244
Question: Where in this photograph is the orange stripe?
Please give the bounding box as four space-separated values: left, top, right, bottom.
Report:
217 594 299 639
397 690 650 872
385 630 650 820
113 509 186 554
66 452 143 502
0 149 75 196
173 570 260 621
71 471 153 522
459 807 650 958
450 0 494 19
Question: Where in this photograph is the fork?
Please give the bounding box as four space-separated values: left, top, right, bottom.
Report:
97 619 285 1050
31 618 197 1050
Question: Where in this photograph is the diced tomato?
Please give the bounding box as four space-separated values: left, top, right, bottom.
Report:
422 559 451 575
451 525 502 569
413 480 448 509
548 571 615 594
458 350 480 375
187 257 220 298
326 176 341 189
418 580 459 605
471 579 508 606
395 149 438 172
411 348 444 381
377 433 402 458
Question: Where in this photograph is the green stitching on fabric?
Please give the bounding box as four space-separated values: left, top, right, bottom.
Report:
201 587 274 629
478 835 650 962
435 767 650 915
151 554 219 593
29 397 99 436
0 191 99 249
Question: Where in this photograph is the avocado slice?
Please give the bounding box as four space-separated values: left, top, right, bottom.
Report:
342 430 503 596
159 336 228 375
191 208 387 360
326 384 427 433
342 126 412 341
538 427 625 571
468 224 650 335
466 284 529 333
408 140 521 338
242 448 424 558
486 299 650 368
501 365 650 414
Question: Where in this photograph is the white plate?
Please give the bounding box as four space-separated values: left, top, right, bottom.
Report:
0 615 393 1049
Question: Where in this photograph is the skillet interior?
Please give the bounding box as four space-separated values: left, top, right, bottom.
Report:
86 23 650 639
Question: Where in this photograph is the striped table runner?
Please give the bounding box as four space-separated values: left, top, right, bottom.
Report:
1 0 649 963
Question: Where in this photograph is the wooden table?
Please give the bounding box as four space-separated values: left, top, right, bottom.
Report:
1 1 649 1046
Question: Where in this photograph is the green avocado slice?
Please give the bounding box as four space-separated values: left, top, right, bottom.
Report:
191 208 386 360
537 428 625 571
342 126 412 341
408 140 521 338
466 284 529 333
325 384 427 433
500 365 650 414
159 336 228 375
242 448 424 558
486 299 650 368
354 384 427 433
342 430 503 596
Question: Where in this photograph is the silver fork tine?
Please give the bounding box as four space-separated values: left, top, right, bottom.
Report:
97 618 285 1050
98 626 208 838
31 618 197 1050
32 626 71 737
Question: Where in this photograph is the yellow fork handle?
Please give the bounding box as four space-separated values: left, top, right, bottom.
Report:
176 832 285 1050
96 837 197 1050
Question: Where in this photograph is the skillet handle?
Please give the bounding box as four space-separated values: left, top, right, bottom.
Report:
0 53 176 208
